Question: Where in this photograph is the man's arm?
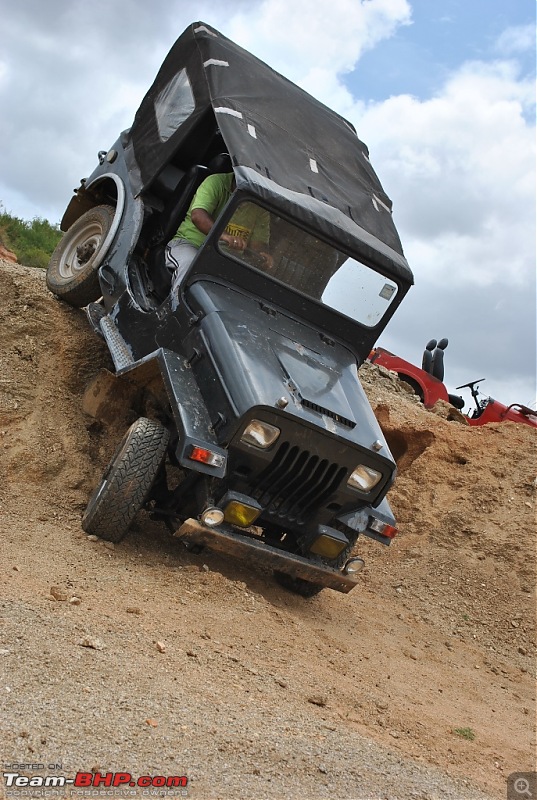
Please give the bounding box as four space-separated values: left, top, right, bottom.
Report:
191 208 215 236
192 207 245 250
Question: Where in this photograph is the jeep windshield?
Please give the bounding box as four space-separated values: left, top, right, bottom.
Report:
217 200 398 327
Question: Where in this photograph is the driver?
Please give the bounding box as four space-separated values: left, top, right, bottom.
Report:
166 172 272 294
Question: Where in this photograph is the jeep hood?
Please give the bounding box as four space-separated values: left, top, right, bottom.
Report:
186 281 390 454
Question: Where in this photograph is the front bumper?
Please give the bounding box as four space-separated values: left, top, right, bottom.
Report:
174 518 359 593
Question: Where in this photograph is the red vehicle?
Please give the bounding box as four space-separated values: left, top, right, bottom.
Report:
369 340 537 429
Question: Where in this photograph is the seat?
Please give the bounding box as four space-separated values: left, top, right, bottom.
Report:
150 165 209 249
145 153 233 301
144 165 209 301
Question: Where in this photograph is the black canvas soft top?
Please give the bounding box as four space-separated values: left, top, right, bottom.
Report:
124 22 412 284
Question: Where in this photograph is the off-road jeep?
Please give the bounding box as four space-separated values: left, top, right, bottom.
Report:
47 22 414 595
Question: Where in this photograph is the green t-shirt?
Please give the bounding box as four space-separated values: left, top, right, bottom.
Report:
174 173 270 249
174 173 234 248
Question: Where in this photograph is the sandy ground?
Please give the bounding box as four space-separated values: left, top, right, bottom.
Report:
0 260 535 800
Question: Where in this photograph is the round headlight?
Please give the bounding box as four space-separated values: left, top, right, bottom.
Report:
241 420 280 449
344 557 365 574
347 464 382 492
201 507 225 527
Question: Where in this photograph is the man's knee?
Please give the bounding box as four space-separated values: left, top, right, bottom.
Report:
167 240 198 294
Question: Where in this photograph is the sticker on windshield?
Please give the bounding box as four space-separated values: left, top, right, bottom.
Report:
379 283 396 300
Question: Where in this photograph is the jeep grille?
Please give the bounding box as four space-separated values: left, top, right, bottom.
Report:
248 442 347 523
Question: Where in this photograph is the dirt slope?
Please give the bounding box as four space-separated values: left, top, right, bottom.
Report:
0 260 535 800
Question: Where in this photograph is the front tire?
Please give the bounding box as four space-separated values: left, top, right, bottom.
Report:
46 204 116 307
82 417 169 543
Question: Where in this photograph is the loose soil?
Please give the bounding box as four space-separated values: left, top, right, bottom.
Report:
0 260 535 800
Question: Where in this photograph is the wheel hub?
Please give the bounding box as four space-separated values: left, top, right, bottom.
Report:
76 241 97 265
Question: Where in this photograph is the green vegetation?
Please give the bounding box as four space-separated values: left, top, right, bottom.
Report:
0 205 62 269
453 727 476 741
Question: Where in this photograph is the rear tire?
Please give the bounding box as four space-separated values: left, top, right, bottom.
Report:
46 204 116 307
82 417 169 543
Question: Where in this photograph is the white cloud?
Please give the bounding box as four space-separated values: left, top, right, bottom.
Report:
227 0 411 95
349 54 535 406
352 60 535 288
495 23 536 55
229 0 411 69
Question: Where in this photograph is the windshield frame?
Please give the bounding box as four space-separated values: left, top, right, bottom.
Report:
215 197 400 328
184 189 411 361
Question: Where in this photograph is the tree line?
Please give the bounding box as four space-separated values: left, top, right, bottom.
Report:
0 205 62 269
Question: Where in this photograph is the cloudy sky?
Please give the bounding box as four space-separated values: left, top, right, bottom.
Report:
1 0 535 409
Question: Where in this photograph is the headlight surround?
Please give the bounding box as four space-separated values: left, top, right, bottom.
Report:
240 420 280 449
347 464 382 492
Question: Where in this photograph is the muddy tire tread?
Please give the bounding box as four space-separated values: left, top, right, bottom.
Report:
82 417 169 543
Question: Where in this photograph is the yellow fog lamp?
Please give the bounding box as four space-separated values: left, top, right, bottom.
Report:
309 526 349 559
221 492 263 527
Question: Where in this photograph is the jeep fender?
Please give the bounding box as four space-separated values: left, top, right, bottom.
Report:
117 347 227 478
60 174 125 242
